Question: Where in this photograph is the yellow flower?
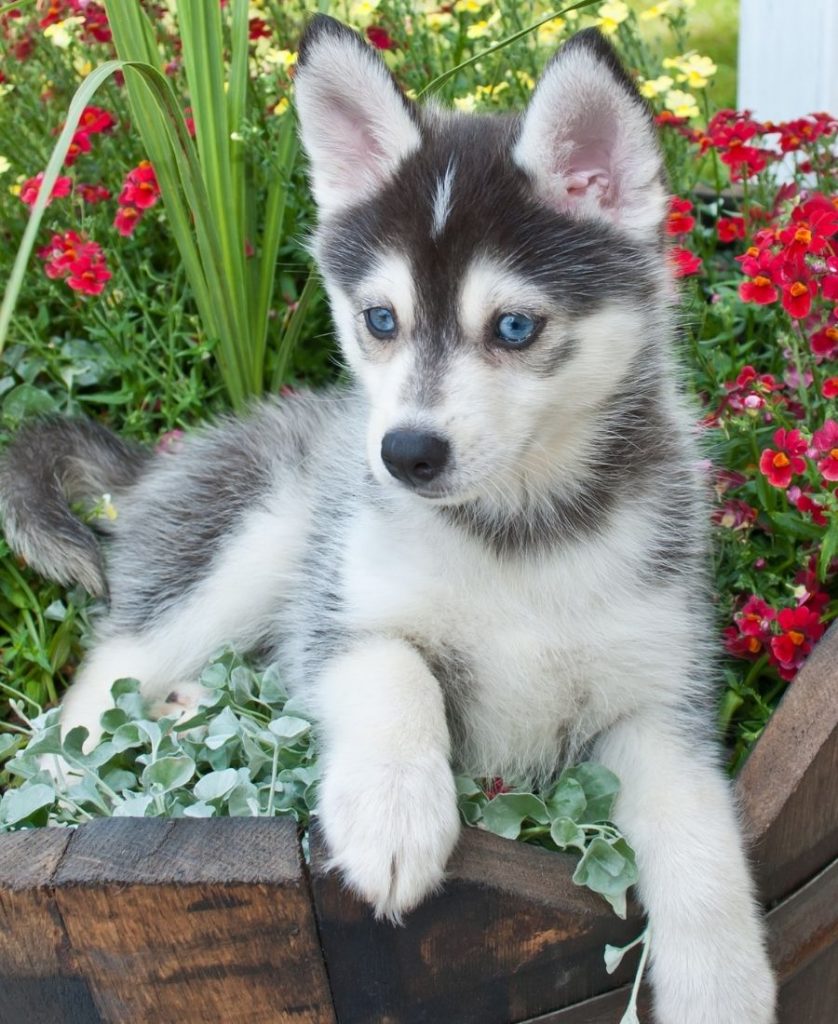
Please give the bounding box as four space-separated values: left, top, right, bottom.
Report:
455 0 491 11
349 0 380 23
9 175 24 197
0 157 10 176
515 69 536 91
537 18 565 47
0 82 14 99
454 93 478 113
595 1 629 35
43 16 84 48
466 9 499 39
664 88 699 119
425 12 454 31
639 1 672 19
638 74 674 98
670 52 718 89
273 97 289 117
74 56 93 78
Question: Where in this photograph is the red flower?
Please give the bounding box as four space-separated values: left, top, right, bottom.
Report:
812 420 838 482
64 130 92 167
248 17 271 40
823 376 838 398
19 173 72 206
76 183 111 204
717 216 745 243
758 427 808 488
366 25 397 50
810 325 838 358
37 230 110 297
114 204 141 236
712 499 757 530
670 246 702 278
739 274 778 305
788 486 828 527
782 279 815 319
118 160 160 210
770 606 825 681
724 596 775 660
76 105 116 135
66 253 111 295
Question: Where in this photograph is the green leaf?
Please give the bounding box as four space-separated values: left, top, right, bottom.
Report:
544 776 587 821
1 783 56 826
113 794 154 818
564 763 621 822
268 716 311 743
194 768 239 802
482 793 549 839
2 384 59 422
572 837 638 918
549 817 586 851
142 755 196 793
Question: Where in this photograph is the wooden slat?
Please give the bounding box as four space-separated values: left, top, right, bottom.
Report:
0 828 101 1024
51 817 334 1024
309 824 642 1024
522 857 838 1024
736 621 838 904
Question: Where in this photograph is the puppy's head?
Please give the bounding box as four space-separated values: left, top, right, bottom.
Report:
295 16 671 504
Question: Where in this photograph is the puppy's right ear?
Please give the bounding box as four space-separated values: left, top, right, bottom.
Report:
295 15 421 216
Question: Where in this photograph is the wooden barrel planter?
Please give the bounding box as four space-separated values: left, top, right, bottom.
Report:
1 623 836 1024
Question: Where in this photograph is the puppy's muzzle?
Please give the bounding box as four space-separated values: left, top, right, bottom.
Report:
381 430 450 489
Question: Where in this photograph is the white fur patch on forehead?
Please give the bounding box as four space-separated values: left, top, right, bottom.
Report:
355 251 416 323
431 159 457 238
295 16 421 216
458 257 553 336
513 30 666 242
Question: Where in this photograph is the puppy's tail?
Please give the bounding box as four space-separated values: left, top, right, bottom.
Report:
0 418 149 597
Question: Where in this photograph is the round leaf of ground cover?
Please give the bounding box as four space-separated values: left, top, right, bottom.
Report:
1 783 56 827
194 768 239 802
142 755 195 792
544 776 587 820
564 763 621 821
268 716 311 742
482 793 549 838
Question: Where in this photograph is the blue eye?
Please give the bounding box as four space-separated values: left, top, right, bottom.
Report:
496 312 538 347
364 306 397 338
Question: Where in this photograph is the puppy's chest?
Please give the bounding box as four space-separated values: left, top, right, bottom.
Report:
342 510 630 761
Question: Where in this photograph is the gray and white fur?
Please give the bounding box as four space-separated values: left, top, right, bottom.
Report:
0 20 775 1024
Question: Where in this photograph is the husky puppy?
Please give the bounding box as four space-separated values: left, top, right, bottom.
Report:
0 18 775 1023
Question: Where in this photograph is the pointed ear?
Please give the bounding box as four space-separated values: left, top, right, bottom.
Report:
295 15 422 216
513 29 667 242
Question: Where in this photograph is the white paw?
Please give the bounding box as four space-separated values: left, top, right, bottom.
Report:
148 681 214 721
318 750 460 922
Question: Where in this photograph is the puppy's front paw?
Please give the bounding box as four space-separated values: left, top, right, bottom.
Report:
318 751 460 922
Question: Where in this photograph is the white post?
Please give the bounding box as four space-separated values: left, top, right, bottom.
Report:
738 0 838 121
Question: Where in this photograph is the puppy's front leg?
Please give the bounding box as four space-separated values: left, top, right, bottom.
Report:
594 713 776 1024
313 636 460 922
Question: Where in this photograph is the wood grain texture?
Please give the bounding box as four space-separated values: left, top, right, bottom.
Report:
736 622 838 904
52 817 335 1024
0 828 101 1023
310 824 643 1024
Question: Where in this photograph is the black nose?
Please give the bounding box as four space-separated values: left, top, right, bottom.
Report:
381 430 450 488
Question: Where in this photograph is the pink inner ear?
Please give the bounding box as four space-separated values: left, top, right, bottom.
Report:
565 168 611 198
562 134 613 203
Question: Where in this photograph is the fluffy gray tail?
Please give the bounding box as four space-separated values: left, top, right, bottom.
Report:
0 418 149 597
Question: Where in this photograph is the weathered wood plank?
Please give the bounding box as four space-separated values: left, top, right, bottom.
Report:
736 622 838 904
310 824 642 1024
0 827 101 1024
521 857 838 1024
52 817 334 1024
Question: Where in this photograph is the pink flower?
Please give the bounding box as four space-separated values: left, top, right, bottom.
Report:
19 173 72 206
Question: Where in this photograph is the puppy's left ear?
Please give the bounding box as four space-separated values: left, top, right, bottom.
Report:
295 14 422 217
513 29 667 243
